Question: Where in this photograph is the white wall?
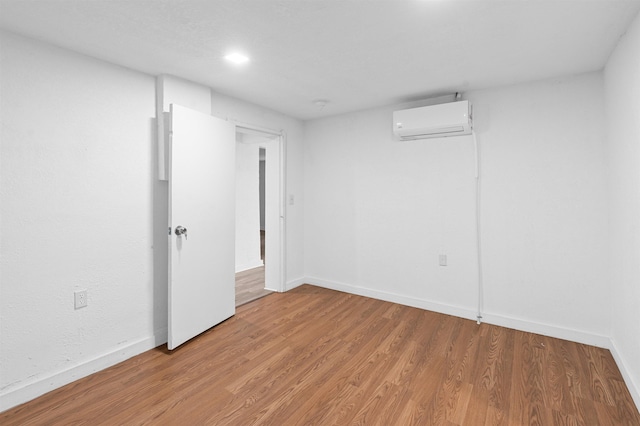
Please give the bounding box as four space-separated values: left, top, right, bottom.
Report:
0 32 158 409
304 105 479 317
235 138 262 272
304 72 610 345
604 10 640 407
465 74 610 341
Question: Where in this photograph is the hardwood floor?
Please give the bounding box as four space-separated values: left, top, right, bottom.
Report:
235 229 271 306
235 265 272 307
2 285 639 425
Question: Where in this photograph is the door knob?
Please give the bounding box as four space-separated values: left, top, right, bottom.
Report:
175 226 188 240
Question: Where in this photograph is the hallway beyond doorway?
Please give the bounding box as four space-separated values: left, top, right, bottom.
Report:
235 265 272 306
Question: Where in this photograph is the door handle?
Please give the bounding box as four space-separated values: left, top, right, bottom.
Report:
175 226 188 240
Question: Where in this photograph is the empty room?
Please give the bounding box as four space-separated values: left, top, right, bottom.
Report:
1 0 640 424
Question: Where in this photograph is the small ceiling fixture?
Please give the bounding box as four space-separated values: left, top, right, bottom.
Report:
313 99 329 110
224 52 249 64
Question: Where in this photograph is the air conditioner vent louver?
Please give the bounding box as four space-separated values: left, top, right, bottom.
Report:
393 100 472 141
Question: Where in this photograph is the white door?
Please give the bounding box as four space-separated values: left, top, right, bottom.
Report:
168 104 236 350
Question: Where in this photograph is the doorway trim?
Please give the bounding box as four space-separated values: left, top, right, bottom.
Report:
235 122 287 293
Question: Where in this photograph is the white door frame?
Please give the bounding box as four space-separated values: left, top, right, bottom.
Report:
235 123 287 293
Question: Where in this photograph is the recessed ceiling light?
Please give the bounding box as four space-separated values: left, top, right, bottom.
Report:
224 52 250 64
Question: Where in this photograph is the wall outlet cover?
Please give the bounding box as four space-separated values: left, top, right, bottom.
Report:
74 290 88 309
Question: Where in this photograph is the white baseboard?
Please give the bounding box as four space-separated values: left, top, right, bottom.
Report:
608 338 640 411
285 276 306 291
480 312 611 349
235 259 264 273
305 276 477 321
264 277 305 293
305 276 612 347
0 329 168 412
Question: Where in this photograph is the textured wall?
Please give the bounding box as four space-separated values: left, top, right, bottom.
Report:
0 32 156 408
464 74 609 337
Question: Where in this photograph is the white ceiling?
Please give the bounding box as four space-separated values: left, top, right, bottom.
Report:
1 0 639 120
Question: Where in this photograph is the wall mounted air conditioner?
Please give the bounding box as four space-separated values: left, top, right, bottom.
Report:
393 100 472 140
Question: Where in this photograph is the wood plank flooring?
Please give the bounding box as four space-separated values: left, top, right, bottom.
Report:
235 229 271 307
235 265 272 307
2 285 639 425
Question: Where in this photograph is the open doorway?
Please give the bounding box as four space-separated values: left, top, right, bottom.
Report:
234 128 284 306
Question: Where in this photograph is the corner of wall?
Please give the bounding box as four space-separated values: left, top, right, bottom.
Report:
609 337 640 410
285 277 307 292
603 8 640 414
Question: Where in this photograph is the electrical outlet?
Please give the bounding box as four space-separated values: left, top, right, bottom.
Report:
439 254 447 266
74 290 88 309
